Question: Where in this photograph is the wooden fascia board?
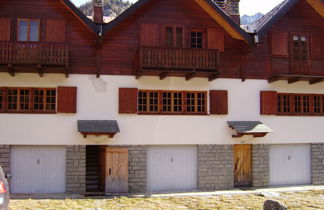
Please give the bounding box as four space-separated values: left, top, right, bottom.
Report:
60 0 98 35
194 0 248 43
306 0 324 17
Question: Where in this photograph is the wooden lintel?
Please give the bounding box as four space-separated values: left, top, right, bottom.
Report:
208 73 219 82
7 64 14 77
37 64 43 77
159 72 168 80
232 132 268 138
309 78 323 85
185 72 196 81
268 75 281 83
288 77 300 84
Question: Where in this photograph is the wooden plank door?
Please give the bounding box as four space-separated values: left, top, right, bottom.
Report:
234 144 252 187
106 148 128 193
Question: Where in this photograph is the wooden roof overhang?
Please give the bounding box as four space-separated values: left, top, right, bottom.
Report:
77 120 120 138
252 0 324 38
227 121 273 138
268 74 324 85
102 0 252 43
60 0 99 35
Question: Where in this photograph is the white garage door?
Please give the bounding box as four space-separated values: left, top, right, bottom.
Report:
147 146 197 192
269 144 311 186
11 146 66 194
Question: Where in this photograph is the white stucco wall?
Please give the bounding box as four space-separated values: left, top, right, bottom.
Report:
1 73 324 145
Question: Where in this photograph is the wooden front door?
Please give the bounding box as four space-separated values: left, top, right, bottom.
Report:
106 148 128 193
234 144 252 187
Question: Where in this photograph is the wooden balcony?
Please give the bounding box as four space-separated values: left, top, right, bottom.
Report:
137 46 220 81
0 41 69 77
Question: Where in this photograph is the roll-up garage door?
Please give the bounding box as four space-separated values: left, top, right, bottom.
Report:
11 146 66 193
147 146 197 192
269 144 311 186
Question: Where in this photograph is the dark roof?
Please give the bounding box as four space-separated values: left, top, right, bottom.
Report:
227 121 273 134
78 120 120 133
102 0 252 43
61 0 99 34
248 0 296 36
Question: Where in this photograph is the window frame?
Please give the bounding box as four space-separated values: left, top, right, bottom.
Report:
0 87 56 114
277 93 324 116
138 90 208 115
17 18 41 42
163 25 185 48
190 29 204 49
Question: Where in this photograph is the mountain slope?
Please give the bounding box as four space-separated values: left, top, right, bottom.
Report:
240 13 264 25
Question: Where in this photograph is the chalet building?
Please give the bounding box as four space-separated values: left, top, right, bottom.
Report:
0 0 323 194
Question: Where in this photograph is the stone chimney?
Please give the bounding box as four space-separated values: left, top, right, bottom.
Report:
225 0 240 25
92 0 104 24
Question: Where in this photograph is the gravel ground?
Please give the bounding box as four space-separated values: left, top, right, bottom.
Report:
9 190 324 210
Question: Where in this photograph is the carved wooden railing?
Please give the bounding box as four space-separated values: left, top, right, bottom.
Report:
140 46 219 71
0 41 69 66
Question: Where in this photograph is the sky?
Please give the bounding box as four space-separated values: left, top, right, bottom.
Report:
72 0 285 16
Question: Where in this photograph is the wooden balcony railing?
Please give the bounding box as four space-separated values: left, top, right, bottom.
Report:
140 46 219 72
0 41 69 66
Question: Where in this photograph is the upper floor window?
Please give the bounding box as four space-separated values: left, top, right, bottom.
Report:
292 35 308 61
165 26 183 48
191 31 203 48
138 90 207 114
18 19 40 42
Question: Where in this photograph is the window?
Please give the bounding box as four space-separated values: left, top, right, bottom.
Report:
277 93 324 115
0 87 56 113
138 90 207 114
191 31 203 48
18 19 40 41
292 35 309 61
165 26 184 47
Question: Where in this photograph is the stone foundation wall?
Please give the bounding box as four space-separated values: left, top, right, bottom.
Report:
197 145 234 191
252 144 269 187
66 145 86 194
311 144 324 185
0 145 10 175
128 146 147 193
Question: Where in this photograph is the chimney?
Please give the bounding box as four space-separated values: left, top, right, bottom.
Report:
225 0 240 25
92 0 104 24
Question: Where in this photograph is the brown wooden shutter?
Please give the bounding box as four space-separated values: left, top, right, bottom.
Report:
0 18 11 41
57 86 77 113
210 90 228 115
140 24 159 46
270 31 288 56
260 91 277 115
311 33 324 59
207 28 224 52
46 19 66 42
119 88 138 114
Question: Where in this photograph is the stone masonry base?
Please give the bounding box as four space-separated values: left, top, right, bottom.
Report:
197 145 234 191
311 144 324 185
252 144 269 187
0 145 10 175
66 145 86 194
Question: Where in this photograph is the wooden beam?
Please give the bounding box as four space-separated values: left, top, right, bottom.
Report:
208 73 219 82
309 78 323 85
288 77 300 84
135 72 142 79
159 72 168 80
185 72 196 81
37 64 43 77
268 75 281 83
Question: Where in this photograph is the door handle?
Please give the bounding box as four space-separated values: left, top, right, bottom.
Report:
109 168 112 175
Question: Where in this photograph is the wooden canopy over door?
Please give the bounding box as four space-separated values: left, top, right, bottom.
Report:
106 147 129 193
234 144 252 188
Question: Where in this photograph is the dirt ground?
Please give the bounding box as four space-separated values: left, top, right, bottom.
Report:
9 190 324 210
